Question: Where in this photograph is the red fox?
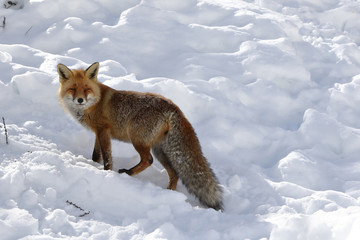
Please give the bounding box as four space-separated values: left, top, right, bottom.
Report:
57 62 223 211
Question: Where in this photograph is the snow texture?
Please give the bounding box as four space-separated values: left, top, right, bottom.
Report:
1 0 360 239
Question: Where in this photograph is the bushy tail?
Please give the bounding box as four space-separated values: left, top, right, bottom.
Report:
161 111 223 211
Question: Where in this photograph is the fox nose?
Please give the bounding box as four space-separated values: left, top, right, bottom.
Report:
77 98 84 104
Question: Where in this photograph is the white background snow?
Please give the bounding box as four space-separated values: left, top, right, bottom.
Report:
1 0 360 239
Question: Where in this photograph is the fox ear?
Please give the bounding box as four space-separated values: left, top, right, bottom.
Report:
57 64 73 83
85 62 99 81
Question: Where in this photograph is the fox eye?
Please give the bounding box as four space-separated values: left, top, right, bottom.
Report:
69 88 76 92
84 88 91 93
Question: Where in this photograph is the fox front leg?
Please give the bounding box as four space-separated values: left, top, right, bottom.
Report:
92 136 102 163
97 128 113 170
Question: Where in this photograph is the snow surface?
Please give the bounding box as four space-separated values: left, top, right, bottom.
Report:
1 0 360 239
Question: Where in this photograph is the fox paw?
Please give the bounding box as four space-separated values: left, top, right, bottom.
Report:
118 168 131 175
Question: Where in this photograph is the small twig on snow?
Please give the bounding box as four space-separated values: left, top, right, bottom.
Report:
0 17 5 28
2 117 8 144
4 1 17 9
66 200 90 217
25 26 32 35
79 211 90 217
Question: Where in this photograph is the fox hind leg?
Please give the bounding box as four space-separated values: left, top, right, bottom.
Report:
152 145 179 190
118 143 153 175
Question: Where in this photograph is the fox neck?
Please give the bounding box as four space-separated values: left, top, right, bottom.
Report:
64 103 84 120
62 98 96 124
73 107 86 121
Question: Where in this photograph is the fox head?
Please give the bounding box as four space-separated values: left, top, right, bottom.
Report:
58 62 101 116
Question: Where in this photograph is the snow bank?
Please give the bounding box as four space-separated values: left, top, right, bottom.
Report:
1 0 360 239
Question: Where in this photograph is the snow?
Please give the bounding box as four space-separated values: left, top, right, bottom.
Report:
1 0 360 239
